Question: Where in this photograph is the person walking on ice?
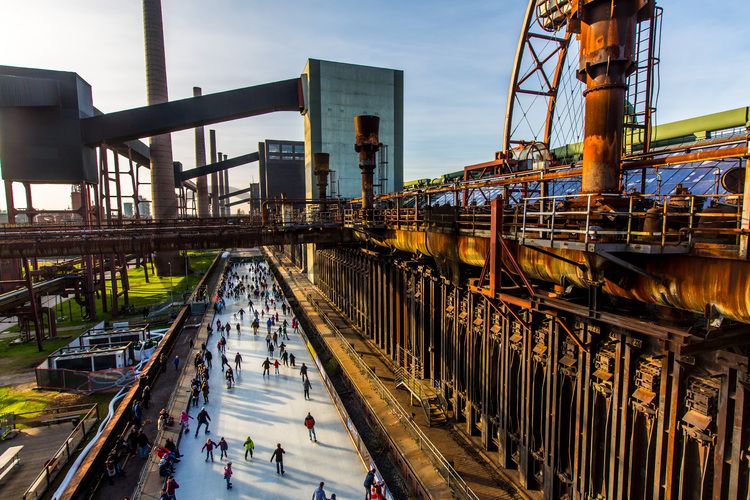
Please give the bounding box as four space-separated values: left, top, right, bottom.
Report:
304 377 313 400
262 357 271 377
274 358 280 375
243 435 254 460
220 352 230 372
304 412 317 442
234 352 243 371
201 438 217 461
290 352 296 367
300 362 308 380
270 443 286 475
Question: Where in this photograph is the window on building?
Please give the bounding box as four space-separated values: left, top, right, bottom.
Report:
268 144 281 153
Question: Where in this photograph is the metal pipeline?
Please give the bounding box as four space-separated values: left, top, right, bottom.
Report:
366 229 750 324
354 115 381 210
313 152 330 200
575 0 644 194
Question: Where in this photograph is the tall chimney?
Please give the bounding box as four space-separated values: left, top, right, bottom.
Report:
142 0 184 275
209 129 219 216
313 153 330 200
576 0 643 194
354 115 381 210
223 154 230 216
217 150 224 216
193 87 209 217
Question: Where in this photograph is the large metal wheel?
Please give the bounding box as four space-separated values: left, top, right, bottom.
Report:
503 0 584 155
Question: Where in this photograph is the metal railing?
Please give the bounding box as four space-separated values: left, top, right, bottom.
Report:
22 404 99 500
306 293 480 500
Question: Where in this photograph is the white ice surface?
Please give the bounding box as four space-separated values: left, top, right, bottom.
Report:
173 261 365 499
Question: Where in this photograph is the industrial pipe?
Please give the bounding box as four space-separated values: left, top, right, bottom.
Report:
354 115 381 210
575 0 645 194
313 152 331 200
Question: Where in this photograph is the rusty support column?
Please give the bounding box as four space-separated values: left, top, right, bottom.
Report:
354 115 381 212
143 0 184 275
313 153 330 200
575 0 644 194
489 196 504 294
193 87 210 217
23 257 43 352
209 130 219 216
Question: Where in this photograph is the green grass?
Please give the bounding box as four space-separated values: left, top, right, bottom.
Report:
0 336 73 373
0 386 54 415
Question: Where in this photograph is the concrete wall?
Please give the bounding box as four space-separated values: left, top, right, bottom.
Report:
303 59 403 200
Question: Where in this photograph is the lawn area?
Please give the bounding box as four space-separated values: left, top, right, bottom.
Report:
0 385 54 415
0 335 73 373
0 384 115 422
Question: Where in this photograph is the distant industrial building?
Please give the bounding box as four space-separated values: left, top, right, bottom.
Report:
302 59 403 200
258 139 305 204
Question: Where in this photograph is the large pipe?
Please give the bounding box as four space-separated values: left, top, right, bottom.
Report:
209 130 219 216
313 152 330 200
142 0 183 275
354 115 381 210
367 228 750 324
193 87 209 217
577 0 642 194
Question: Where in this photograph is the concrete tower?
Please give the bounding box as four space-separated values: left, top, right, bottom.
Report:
142 0 184 274
210 129 219 216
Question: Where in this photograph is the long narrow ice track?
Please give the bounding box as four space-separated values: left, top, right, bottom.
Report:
174 258 365 499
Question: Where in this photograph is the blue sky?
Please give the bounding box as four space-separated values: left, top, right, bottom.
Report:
0 0 748 209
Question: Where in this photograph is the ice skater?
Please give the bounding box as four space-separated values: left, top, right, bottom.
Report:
262 357 271 377
201 437 217 461
224 462 233 489
304 377 313 400
218 437 229 460
195 407 211 437
270 443 286 475
234 352 243 371
300 363 308 380
304 412 317 442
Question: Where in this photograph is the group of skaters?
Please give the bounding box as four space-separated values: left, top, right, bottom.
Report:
159 258 385 498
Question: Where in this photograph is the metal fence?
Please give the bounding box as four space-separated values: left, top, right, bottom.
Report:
22 404 99 499
305 292 480 500
35 366 136 393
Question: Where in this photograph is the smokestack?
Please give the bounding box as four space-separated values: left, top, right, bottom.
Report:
209 130 219 216
142 0 184 275
576 0 643 194
193 87 209 217
223 154 230 216
217 151 225 216
354 115 381 210
313 153 330 200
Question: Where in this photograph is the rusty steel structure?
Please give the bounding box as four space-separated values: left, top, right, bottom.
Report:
355 115 382 211
314 152 331 200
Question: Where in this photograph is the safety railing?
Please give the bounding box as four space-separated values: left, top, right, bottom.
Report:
22 404 99 500
306 293 480 500
506 192 744 248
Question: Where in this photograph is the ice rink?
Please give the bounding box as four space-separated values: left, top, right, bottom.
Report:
173 258 365 499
